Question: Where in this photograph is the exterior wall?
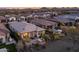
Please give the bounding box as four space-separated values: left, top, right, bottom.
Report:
30 31 45 38
19 30 45 42
18 16 26 21
9 17 16 21
29 31 36 38
20 32 30 42
0 33 11 44
0 35 6 43
6 33 11 42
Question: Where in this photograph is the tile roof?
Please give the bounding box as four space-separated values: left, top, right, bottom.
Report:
8 21 45 33
0 16 6 20
31 19 56 26
0 23 9 36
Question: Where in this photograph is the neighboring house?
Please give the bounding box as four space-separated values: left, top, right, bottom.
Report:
74 16 79 26
27 15 33 18
5 15 11 22
50 18 75 26
5 15 26 22
31 19 57 30
5 14 17 22
0 16 6 23
8 21 45 42
18 16 26 21
53 14 77 26
26 15 34 23
5 15 10 17
9 16 16 22
75 16 79 22
0 23 15 44
52 12 58 16
27 12 52 19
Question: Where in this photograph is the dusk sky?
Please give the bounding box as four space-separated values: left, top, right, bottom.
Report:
0 0 79 7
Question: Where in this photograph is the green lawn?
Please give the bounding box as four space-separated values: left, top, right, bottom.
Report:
0 44 17 52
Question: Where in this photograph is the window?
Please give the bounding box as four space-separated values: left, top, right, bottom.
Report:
23 33 29 40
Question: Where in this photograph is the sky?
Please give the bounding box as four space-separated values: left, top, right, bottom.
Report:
0 0 79 7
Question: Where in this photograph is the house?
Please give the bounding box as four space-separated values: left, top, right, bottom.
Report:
53 14 76 26
74 16 79 26
27 12 52 19
0 16 6 23
8 21 45 42
52 12 58 16
5 15 10 17
5 14 26 22
75 16 79 22
0 23 15 44
17 16 26 21
5 14 17 22
5 15 10 22
30 19 57 31
9 16 16 22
